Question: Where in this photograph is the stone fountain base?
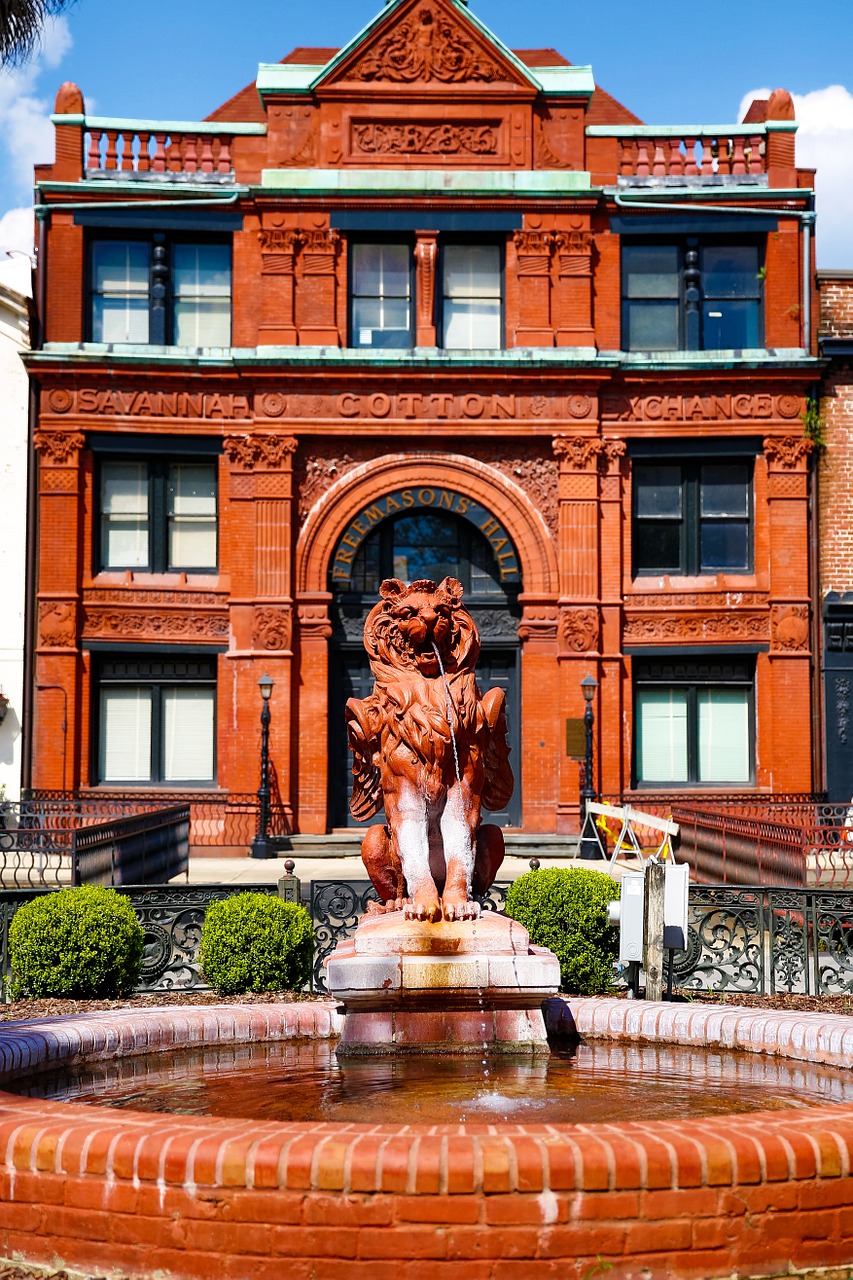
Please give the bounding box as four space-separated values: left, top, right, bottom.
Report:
325 909 560 1056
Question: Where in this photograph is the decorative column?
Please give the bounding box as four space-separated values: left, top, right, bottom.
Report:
553 226 595 349
258 228 300 345
222 432 298 829
517 598 561 834
297 228 341 346
32 427 85 792
513 230 554 347
553 434 603 831
414 231 439 347
763 434 814 791
295 595 334 834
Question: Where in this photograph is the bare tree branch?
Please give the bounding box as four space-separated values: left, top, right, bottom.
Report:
0 0 77 67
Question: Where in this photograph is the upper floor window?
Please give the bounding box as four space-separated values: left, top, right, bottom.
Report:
90 236 231 346
622 239 762 352
349 238 503 350
99 457 218 573
633 459 752 577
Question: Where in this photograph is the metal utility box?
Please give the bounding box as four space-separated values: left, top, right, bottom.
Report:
662 862 689 951
609 872 645 963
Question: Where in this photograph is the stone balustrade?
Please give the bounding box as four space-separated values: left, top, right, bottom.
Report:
587 124 768 179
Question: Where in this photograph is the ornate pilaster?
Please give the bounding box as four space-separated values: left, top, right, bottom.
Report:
297 228 341 345
513 230 553 346
296 593 334 834
259 228 301 345
553 228 595 348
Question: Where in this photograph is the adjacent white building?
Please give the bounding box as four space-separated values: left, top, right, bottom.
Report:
0 255 32 800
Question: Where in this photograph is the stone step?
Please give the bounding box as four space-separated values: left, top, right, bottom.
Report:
280 832 581 859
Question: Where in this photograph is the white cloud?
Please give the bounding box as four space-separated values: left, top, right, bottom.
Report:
0 208 34 259
739 84 853 269
0 15 73 198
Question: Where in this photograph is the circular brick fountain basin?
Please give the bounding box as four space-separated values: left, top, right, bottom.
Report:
2 999 853 1280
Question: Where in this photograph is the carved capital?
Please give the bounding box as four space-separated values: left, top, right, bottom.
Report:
414 232 438 345
553 435 604 471
300 229 340 275
253 606 293 652
259 228 301 275
553 230 594 277
223 435 259 471
763 435 813 470
38 600 77 648
513 230 553 276
224 434 297 471
518 603 559 643
297 602 333 641
34 430 85 464
560 607 600 654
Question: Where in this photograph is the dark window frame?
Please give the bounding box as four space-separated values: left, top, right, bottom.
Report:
348 235 416 350
96 454 219 575
632 657 756 788
86 231 232 346
632 458 754 578
92 654 218 787
621 235 764 352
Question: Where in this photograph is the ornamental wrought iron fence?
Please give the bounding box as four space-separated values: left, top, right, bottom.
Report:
0 880 851 1000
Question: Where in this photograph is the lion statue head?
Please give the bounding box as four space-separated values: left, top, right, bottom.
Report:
363 577 479 678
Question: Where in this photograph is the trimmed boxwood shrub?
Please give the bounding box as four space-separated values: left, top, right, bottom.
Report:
199 893 314 995
9 886 144 999
505 867 620 995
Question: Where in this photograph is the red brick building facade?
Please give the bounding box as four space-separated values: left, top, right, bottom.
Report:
24 0 821 844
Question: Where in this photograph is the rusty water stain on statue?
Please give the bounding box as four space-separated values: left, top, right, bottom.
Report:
346 576 514 922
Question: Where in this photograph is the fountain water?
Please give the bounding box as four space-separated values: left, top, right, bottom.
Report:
330 576 559 1054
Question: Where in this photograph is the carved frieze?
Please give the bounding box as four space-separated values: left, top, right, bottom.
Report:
763 435 813 470
628 591 768 609
560 607 599 654
352 4 499 82
223 435 298 471
253 607 293 652
34 431 85 464
297 452 362 522
351 122 498 157
84 588 224 606
82 609 229 641
624 612 770 644
771 604 810 652
38 600 77 647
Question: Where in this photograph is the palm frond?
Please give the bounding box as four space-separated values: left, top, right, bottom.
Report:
0 0 76 67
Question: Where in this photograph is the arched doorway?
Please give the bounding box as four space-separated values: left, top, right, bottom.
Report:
328 506 522 828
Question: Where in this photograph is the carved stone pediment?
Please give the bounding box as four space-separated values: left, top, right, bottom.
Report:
317 0 535 91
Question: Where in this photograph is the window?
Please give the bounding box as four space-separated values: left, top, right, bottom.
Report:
633 460 752 576
342 512 508 598
348 239 503 349
96 656 216 785
90 236 231 346
622 239 762 351
441 244 502 349
351 242 412 348
99 458 218 572
633 658 754 786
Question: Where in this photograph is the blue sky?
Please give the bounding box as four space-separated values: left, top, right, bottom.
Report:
0 0 851 265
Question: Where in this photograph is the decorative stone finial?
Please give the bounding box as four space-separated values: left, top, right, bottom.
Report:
54 82 84 116
767 88 795 121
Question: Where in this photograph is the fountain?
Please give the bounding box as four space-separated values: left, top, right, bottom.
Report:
325 576 560 1054
4 578 853 1279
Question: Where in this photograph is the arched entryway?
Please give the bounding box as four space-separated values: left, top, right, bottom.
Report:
328 501 522 827
294 453 559 835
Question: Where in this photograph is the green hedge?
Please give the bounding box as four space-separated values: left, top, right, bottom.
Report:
199 893 314 995
9 886 144 999
505 867 620 995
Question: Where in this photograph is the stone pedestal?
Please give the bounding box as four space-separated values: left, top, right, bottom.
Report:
325 911 560 1056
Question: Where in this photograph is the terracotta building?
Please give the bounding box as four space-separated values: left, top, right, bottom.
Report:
818 271 853 801
24 0 821 846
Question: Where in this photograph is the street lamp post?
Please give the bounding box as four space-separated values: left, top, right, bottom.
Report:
250 673 274 860
579 673 599 860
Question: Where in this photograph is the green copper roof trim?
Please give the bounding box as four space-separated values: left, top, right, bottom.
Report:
608 186 812 201
254 64 320 95
52 114 266 135
36 180 252 199
587 123 774 138
260 168 593 193
27 343 821 373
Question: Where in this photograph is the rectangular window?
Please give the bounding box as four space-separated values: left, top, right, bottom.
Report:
633 459 752 577
99 457 218 573
350 242 412 348
97 657 216 785
622 239 762 351
442 243 502 349
634 659 754 786
89 236 231 346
